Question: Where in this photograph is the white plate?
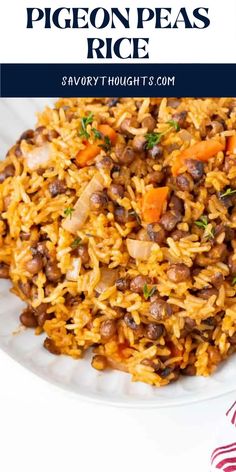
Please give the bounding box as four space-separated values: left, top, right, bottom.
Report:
0 98 235 408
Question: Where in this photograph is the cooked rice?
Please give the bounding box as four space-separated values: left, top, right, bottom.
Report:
1 97 236 387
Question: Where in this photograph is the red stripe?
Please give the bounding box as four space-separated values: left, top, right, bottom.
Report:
212 444 236 460
231 410 236 426
216 457 236 468
223 466 236 472
212 448 236 465
226 402 236 417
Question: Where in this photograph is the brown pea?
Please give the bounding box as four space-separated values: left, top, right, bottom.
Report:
15 145 22 157
90 191 108 211
206 121 224 138
120 118 138 136
107 183 124 201
169 195 184 214
96 156 113 170
176 173 194 192
132 135 147 152
150 299 172 321
34 303 49 316
115 277 130 292
141 115 156 132
114 206 128 224
147 145 163 160
172 111 187 128
0 262 10 279
184 317 196 330
20 231 31 241
167 263 190 283
145 323 165 341
224 155 236 173
37 312 53 327
20 308 38 328
35 241 49 258
20 129 34 142
130 275 150 294
181 365 196 376
47 130 59 141
65 293 81 307
211 272 224 288
171 229 189 241
117 146 136 165
160 211 182 232
75 244 89 264
25 255 43 275
45 262 61 283
18 281 31 298
107 97 119 107
48 179 66 197
208 244 227 262
146 170 164 185
185 159 204 181
0 164 15 183
100 319 117 341
43 337 60 355
124 313 141 331
147 223 166 245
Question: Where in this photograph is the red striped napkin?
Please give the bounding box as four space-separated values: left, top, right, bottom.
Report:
211 401 236 471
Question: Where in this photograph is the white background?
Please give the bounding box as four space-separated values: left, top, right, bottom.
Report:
1 0 236 63
1 348 235 472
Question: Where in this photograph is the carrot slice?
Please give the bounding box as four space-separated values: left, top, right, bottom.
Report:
76 124 117 167
227 135 236 154
75 143 102 167
142 187 169 223
172 139 225 176
98 124 117 144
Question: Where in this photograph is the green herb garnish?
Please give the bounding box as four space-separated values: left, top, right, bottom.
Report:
220 188 236 198
99 135 112 152
145 132 163 150
143 283 157 300
64 207 75 219
195 215 209 229
145 120 180 150
232 277 236 286
79 112 94 139
71 237 82 249
167 119 180 132
92 128 102 140
195 215 215 240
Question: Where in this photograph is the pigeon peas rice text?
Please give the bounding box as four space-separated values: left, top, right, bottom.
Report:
1 97 236 387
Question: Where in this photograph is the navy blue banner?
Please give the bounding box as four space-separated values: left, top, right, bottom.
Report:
1 63 236 97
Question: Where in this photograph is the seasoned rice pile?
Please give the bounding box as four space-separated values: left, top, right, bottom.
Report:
1 97 236 387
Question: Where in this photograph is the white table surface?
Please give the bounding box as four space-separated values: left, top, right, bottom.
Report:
0 349 235 472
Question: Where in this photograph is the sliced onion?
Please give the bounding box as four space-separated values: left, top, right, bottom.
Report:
66 258 81 281
95 268 119 294
126 238 155 260
63 173 104 234
24 143 51 170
